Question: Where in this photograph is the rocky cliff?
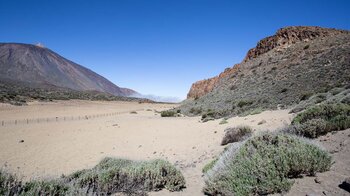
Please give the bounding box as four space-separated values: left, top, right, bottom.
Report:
181 26 350 117
187 26 348 99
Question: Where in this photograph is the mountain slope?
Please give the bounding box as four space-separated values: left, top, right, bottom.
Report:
0 43 136 97
181 26 350 117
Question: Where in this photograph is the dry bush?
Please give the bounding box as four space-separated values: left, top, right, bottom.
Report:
204 133 332 195
65 158 186 195
220 126 252 145
289 103 350 138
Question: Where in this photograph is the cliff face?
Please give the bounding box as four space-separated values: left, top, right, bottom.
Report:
243 26 347 62
187 65 240 99
180 26 350 117
187 26 348 99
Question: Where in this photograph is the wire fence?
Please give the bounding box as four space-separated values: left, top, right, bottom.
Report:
1 109 143 127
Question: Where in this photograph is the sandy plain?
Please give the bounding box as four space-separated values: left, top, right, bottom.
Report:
0 100 348 195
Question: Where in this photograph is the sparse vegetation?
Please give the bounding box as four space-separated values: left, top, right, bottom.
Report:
66 157 185 194
202 159 218 173
0 170 81 195
130 111 138 114
178 32 350 119
237 100 253 108
299 92 313 101
0 158 185 195
238 107 263 117
201 110 219 122
0 80 151 106
204 133 332 195
288 103 350 138
161 110 176 117
221 126 252 145
219 119 228 125
189 107 202 115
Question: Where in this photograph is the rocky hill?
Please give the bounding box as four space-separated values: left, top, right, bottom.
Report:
181 26 350 118
0 43 137 97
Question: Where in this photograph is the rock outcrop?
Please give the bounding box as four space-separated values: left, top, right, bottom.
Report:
187 64 240 99
243 26 347 62
187 26 348 100
181 26 350 117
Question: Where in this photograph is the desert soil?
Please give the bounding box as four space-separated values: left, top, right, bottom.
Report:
0 100 349 195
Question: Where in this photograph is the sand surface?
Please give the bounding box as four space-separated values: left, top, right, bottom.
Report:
0 100 348 195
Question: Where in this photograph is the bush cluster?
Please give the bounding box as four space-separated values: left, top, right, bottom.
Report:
65 158 185 195
237 100 253 108
0 170 80 196
1 158 185 195
160 110 176 117
204 133 332 195
221 126 252 145
290 103 350 138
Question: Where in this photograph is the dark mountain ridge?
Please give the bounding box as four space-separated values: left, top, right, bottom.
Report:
0 43 136 97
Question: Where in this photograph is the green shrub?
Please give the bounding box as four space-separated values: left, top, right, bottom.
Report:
161 110 176 117
299 92 313 101
201 110 222 122
237 100 253 108
219 119 228 125
291 103 350 137
66 157 186 194
0 170 80 196
204 133 332 195
189 107 202 115
239 107 265 117
221 126 252 145
1 158 185 195
202 159 218 173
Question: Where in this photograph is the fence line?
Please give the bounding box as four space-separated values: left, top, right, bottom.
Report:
1 109 143 127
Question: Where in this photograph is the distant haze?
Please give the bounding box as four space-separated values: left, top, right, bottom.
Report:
131 93 183 103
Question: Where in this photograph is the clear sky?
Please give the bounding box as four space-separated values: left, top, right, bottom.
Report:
0 0 349 99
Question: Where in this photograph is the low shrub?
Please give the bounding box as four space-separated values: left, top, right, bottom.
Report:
291 103 350 137
221 126 252 145
0 170 80 196
66 157 186 195
161 110 176 117
189 107 202 115
201 110 218 122
202 159 218 173
204 133 332 195
237 100 253 108
1 158 185 195
299 92 313 101
219 119 228 125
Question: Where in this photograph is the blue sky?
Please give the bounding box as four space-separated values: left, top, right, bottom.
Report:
0 0 349 99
